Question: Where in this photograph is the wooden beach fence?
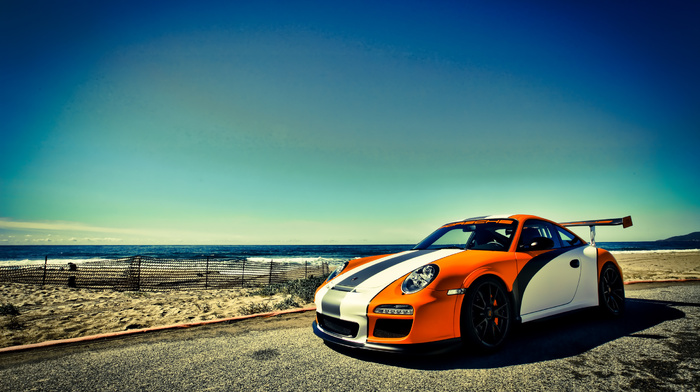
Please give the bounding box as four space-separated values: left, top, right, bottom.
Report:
0 256 330 291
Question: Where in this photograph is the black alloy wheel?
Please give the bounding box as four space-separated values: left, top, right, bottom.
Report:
599 263 625 316
461 277 512 352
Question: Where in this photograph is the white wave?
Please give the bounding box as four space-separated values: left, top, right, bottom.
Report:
245 256 347 266
0 258 114 267
0 255 347 268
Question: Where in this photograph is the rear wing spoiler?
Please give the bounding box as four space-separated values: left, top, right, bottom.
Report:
560 216 633 246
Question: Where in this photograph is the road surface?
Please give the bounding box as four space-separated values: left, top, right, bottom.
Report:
1 282 698 391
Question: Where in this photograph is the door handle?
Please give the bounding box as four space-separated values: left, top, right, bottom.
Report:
570 259 580 268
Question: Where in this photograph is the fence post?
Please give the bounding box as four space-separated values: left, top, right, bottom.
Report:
241 259 246 288
136 256 142 291
205 256 209 290
42 255 47 286
67 262 77 288
305 260 308 279
268 259 274 285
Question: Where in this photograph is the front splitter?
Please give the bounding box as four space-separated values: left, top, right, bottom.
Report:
312 321 461 355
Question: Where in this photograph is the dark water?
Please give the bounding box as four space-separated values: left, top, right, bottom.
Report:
0 242 697 266
0 244 413 266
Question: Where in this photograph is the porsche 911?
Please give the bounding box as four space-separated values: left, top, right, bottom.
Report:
313 214 632 353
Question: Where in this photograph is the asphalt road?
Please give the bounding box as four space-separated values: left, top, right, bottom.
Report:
1 282 698 391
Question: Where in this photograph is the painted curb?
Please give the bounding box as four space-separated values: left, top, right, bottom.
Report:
0 306 317 354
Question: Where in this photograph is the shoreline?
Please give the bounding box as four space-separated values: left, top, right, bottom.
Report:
1 248 698 268
1 251 698 349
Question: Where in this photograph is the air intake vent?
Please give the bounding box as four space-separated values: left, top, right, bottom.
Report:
317 313 359 338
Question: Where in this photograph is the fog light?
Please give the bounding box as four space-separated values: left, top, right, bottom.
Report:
374 304 414 315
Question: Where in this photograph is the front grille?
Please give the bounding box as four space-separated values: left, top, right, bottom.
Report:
373 319 413 338
317 313 360 338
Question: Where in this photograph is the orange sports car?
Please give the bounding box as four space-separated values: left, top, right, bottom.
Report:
313 214 632 353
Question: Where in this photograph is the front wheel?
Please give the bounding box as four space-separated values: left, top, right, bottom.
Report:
461 277 512 352
599 263 625 316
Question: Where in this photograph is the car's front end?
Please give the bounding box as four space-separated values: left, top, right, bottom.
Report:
313 249 466 352
313 220 521 352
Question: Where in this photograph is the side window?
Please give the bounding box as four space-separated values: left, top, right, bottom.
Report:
517 220 560 251
557 227 584 247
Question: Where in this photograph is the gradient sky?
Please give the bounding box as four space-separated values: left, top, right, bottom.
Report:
1 1 698 245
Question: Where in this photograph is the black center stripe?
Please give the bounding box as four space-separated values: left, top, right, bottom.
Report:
333 250 438 291
321 289 348 318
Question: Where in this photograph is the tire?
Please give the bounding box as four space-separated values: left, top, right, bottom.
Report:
599 263 625 317
461 277 512 352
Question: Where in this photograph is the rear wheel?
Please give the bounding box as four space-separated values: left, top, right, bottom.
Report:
599 263 625 316
461 277 512 352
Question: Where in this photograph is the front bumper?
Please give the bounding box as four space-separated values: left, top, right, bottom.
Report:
313 320 461 354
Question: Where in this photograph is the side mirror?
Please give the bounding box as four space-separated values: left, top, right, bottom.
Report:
529 237 554 251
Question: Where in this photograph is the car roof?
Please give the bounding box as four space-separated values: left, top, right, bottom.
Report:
462 214 516 221
454 214 559 226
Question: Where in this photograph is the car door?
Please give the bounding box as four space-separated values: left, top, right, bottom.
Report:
515 220 582 316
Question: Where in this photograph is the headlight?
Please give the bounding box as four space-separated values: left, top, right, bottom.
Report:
401 264 439 294
326 261 349 282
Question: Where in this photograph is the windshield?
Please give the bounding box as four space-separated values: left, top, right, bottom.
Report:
413 219 518 252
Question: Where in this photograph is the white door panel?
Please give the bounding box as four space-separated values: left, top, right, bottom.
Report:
519 247 586 316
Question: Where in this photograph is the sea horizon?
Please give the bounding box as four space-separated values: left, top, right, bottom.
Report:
1 242 699 267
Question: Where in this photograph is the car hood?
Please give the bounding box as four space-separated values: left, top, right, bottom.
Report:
326 249 463 293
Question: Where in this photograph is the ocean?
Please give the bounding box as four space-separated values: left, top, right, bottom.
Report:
0 242 698 267
0 244 408 267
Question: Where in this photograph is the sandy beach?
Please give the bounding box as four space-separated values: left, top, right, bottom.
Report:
612 251 700 282
1 251 698 349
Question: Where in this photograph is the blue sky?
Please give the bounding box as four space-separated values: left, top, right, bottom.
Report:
1 1 698 245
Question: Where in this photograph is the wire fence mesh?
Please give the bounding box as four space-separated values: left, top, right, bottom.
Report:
0 256 330 291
